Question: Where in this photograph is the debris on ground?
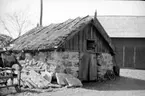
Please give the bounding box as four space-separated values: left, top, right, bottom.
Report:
56 73 83 87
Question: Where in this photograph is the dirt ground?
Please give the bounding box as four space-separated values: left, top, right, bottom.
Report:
1 68 145 96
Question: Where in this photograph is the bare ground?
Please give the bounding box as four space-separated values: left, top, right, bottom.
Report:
1 68 145 96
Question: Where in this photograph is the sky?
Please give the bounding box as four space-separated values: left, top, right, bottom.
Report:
0 0 145 38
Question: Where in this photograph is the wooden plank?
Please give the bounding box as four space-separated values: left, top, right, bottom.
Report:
133 47 136 68
95 27 100 52
83 28 86 52
71 39 73 50
88 26 91 40
115 47 123 67
73 37 76 51
78 32 80 52
123 46 125 67
0 84 18 88
135 47 145 69
92 26 95 40
64 42 67 50
68 39 71 50
18 69 21 89
86 25 89 39
65 40 68 50
90 26 93 39
79 31 83 52
66 40 69 51
125 47 134 68
95 31 98 52
0 68 15 70
86 28 89 51
90 26 95 52
75 35 78 51
100 40 102 52
72 35 76 50
102 45 105 52
98 37 101 52
81 30 84 52
0 75 17 79
100 40 103 52
71 38 74 50
83 28 86 51
96 38 99 52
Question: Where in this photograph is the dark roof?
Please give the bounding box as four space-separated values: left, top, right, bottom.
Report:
11 16 114 51
0 34 12 48
97 16 145 37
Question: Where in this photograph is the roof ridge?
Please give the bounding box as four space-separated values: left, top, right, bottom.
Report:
73 15 90 27
45 19 76 34
97 15 145 17
58 17 81 30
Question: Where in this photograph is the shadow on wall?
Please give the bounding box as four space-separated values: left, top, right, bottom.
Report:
83 76 145 91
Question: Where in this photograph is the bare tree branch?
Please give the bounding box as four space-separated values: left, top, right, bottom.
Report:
0 11 33 38
0 18 13 37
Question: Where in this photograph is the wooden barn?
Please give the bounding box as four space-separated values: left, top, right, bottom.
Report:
10 15 115 81
97 16 145 69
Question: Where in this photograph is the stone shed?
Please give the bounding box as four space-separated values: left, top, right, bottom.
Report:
10 15 115 81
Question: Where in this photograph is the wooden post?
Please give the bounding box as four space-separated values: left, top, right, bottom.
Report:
17 65 22 91
40 0 43 26
91 26 93 39
94 10 97 19
133 47 136 68
123 46 125 67
18 68 21 87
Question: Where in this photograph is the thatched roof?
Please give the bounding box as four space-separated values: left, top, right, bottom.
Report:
11 16 114 51
0 34 12 48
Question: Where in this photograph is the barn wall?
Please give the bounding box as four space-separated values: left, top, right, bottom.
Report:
111 38 145 69
62 24 111 53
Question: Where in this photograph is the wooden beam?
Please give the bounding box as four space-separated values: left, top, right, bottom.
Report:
94 10 97 19
133 47 136 68
0 84 19 88
90 26 93 39
40 0 43 26
123 46 125 67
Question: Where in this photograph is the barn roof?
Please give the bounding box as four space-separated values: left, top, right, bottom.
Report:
11 16 114 52
97 16 145 38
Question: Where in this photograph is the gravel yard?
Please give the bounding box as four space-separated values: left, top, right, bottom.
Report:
1 68 145 96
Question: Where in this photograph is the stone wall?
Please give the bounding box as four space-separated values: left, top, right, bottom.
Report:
21 51 79 77
97 53 114 80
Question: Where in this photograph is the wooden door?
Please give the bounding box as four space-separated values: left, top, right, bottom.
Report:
79 53 97 81
89 53 97 81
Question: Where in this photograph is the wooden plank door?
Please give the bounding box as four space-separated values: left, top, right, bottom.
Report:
89 53 97 81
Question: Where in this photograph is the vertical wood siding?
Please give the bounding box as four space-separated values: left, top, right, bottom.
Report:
112 38 145 69
62 23 111 53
